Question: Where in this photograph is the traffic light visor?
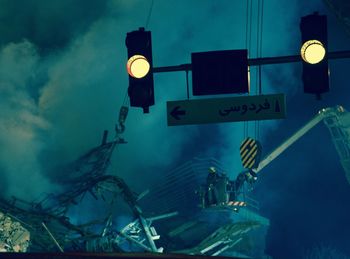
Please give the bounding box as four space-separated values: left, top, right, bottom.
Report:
127 54 150 78
300 40 326 64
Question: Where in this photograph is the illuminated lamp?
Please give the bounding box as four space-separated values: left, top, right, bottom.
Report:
127 54 150 78
300 40 326 64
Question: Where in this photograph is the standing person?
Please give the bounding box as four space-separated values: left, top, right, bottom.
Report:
205 167 219 206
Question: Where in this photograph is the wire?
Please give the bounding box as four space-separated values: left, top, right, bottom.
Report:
254 0 261 140
122 88 129 107
245 0 249 50
253 0 264 141
145 0 154 29
258 0 264 141
259 0 264 96
122 90 127 105
244 0 252 139
248 0 253 55
186 70 190 100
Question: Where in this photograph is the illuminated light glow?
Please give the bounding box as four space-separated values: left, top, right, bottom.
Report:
300 40 326 64
127 55 150 78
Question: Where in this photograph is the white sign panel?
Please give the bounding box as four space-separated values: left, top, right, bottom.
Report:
167 94 286 126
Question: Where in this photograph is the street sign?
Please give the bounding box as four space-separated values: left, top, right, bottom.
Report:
167 93 286 126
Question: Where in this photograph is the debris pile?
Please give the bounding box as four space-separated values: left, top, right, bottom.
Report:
0 212 30 252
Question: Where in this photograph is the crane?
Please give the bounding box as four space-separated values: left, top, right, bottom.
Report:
253 105 350 184
200 105 350 210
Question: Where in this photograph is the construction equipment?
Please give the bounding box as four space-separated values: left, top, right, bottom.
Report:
199 105 350 211
253 105 350 185
199 137 263 210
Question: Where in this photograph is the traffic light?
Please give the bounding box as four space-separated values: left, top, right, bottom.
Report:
126 27 154 113
300 13 329 98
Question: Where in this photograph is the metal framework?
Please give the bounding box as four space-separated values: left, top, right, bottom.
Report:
0 137 174 253
323 107 350 183
173 221 261 256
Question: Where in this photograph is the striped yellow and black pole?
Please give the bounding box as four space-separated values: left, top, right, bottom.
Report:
227 201 246 207
240 137 262 169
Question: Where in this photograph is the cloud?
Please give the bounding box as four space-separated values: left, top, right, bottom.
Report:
0 40 57 199
0 0 108 52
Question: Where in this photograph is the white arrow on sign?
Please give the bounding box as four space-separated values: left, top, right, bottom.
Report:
167 93 286 126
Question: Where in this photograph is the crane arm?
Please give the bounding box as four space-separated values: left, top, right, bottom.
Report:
253 106 343 174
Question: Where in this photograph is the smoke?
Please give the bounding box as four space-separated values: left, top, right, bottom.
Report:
0 40 56 199
0 0 308 197
0 0 108 53
2 2 349 257
0 1 205 198
0 0 110 199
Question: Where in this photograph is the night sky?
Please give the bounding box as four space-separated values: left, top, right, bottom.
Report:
1 0 350 258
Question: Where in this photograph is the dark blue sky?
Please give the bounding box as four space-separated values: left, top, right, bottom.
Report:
0 0 350 258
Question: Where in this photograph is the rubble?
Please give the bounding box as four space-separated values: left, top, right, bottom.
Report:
0 211 30 252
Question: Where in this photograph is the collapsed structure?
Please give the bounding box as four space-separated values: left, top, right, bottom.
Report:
0 106 349 258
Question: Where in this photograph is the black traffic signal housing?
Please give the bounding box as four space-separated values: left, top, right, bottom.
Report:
191 50 249 96
300 13 329 98
126 27 154 113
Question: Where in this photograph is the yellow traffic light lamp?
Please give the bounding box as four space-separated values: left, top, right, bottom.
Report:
300 39 326 64
127 54 150 78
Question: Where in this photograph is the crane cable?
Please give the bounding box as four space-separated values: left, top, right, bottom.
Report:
244 0 253 139
240 0 253 228
241 0 265 224
255 0 264 141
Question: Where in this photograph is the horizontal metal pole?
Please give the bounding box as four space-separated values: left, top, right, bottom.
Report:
153 63 191 73
328 50 350 60
249 54 301 66
153 50 350 73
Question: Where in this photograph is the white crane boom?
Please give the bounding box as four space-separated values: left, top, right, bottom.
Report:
254 106 350 180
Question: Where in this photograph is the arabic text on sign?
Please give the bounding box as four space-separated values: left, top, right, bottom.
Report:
219 99 271 116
